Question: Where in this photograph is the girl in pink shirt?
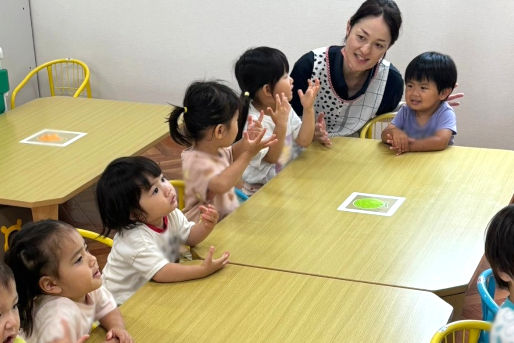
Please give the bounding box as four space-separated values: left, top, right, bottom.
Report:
168 81 276 222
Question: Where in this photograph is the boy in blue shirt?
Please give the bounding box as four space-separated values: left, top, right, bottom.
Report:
485 205 514 342
381 51 457 154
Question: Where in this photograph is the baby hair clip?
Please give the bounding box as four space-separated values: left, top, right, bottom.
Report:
184 106 188 113
244 91 250 97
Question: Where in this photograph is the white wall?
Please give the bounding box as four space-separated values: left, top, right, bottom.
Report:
0 0 37 108
28 0 514 149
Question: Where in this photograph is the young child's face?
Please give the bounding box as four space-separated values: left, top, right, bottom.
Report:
52 229 103 303
272 73 294 102
138 174 177 227
405 79 447 115
0 281 20 343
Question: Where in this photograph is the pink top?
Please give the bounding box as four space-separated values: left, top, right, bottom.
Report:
181 147 239 222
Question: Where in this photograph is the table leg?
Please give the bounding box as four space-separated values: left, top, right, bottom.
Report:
31 205 58 221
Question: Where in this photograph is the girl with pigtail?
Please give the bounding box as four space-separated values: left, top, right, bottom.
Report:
168 80 276 222
235 46 320 196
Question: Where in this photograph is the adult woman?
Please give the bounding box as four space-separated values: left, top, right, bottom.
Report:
291 0 460 146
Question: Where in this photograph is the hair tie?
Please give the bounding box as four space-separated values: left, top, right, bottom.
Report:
244 91 250 97
177 112 187 135
183 106 188 113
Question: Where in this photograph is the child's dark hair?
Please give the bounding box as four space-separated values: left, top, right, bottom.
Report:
348 0 402 47
96 156 163 236
234 46 289 140
405 51 457 93
484 205 514 289
4 220 73 336
0 261 15 290
168 80 240 147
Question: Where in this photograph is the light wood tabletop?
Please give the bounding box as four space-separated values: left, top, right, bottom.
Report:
87 264 452 342
194 137 514 313
0 97 171 220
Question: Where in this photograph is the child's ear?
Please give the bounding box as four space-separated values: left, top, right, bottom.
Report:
262 84 273 97
439 88 453 101
213 124 226 139
39 275 62 295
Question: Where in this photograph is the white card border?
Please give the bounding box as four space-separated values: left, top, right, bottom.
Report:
20 129 87 147
337 192 405 216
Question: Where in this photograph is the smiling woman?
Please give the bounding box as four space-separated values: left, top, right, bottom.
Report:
291 0 403 144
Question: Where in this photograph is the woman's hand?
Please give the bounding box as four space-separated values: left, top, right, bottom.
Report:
447 84 464 107
314 113 331 147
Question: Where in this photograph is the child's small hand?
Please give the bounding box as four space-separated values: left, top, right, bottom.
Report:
201 246 230 275
266 92 291 129
241 129 278 157
105 327 133 343
246 112 264 140
298 79 321 109
385 130 413 155
314 113 331 147
198 204 219 230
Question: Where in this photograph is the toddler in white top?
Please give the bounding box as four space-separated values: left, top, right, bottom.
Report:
96 156 230 305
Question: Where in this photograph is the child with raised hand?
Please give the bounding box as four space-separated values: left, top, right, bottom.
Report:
234 46 320 196
168 80 276 221
381 51 457 154
96 155 230 305
485 205 514 342
3 221 131 343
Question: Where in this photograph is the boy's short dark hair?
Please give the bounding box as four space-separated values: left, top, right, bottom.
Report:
485 205 514 289
405 51 457 93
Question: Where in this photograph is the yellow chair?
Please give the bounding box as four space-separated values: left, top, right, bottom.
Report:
430 320 492 343
359 112 396 139
1 219 22 252
76 228 113 247
170 180 185 211
11 58 92 109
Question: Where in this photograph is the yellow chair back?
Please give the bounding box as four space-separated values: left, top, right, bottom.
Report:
76 228 113 247
170 180 185 211
1 219 22 252
11 58 92 109
430 320 492 343
359 112 396 139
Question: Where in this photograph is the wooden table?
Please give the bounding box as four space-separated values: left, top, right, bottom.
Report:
88 264 452 342
194 138 514 314
0 97 170 220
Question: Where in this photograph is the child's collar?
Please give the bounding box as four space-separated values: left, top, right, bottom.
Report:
146 216 168 233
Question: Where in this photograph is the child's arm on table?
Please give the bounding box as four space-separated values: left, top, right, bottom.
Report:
99 308 132 343
401 129 453 153
152 246 229 283
382 124 411 154
210 128 276 194
295 79 320 147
